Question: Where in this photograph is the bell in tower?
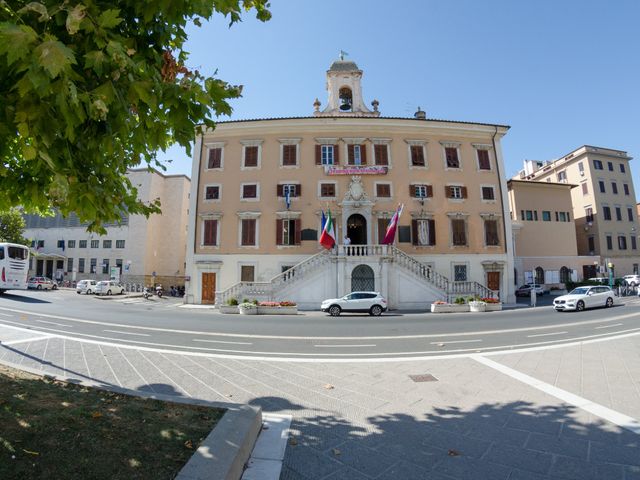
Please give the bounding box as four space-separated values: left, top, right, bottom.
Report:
339 88 353 111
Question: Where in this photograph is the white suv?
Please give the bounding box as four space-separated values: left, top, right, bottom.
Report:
76 279 97 294
95 281 125 296
321 292 388 316
623 275 640 286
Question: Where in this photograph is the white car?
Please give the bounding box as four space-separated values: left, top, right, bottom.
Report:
553 286 616 312
321 291 387 316
95 281 125 296
76 279 97 294
623 274 640 286
27 277 57 290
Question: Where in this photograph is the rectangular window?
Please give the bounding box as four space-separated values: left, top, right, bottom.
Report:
481 186 495 200
608 161 614 171
616 207 622 221
585 207 594 223
116 240 125 249
320 183 335 197
411 219 436 246
103 240 112 248
102 259 109 274
624 183 630 195
116 259 123 273
78 258 85 273
606 235 613 250
244 145 258 167
477 150 490 170
57 240 65 249
376 184 391 197
205 186 219 200
588 236 595 252
558 212 567 222
557 171 567 182
612 182 618 194
242 184 257 199
534 210 538 221
241 219 257 246
374 144 388 166
282 144 297 166
599 181 605 193
451 219 467 246
445 147 460 168
603 206 611 220
412 184 432 198
446 185 466 199
593 160 603 170
525 210 533 221
240 265 255 282
620 163 626 173
320 145 334 165
454 264 467 282
578 162 584 175
484 220 499 246
521 210 525 221
628 207 634 222
67 240 75 248
277 219 300 246
410 145 425 166
207 147 222 169
581 183 588 195
90 258 97 273
542 211 551 221
79 240 87 248
91 240 99 248
36 240 44 249
203 219 218 246
632 237 637 250
347 144 365 165
67 258 73 273
618 236 627 250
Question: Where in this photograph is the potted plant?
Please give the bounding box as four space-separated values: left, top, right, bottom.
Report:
257 301 298 315
468 296 486 312
238 302 258 315
482 297 502 312
430 298 469 313
219 297 239 314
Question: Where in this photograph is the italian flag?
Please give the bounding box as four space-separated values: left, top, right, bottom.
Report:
319 210 336 249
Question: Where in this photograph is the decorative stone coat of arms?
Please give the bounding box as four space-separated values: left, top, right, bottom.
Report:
343 176 369 203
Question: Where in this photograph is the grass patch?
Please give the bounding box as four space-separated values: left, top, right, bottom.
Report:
0 364 225 479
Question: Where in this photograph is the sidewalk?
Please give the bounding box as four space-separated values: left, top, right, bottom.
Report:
0 323 639 479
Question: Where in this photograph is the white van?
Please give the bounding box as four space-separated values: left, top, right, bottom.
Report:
76 279 97 294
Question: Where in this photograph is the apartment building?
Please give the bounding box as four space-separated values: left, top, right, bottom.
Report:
185 57 516 307
24 169 190 286
518 146 639 278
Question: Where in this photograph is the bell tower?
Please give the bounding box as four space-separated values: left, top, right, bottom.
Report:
314 52 380 117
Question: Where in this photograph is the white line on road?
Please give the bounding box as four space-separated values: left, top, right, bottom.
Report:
0 312 13 317
103 330 151 337
36 319 71 327
2 336 52 346
192 339 253 345
527 331 568 338
314 344 377 348
473 355 640 435
595 323 624 329
429 339 482 345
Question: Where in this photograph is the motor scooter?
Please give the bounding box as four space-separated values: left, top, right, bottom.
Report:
143 286 152 299
155 285 163 298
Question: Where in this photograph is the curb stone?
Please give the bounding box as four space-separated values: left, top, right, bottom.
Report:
0 356 262 480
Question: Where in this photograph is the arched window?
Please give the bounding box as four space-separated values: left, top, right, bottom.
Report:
535 267 544 284
560 266 570 284
339 87 353 111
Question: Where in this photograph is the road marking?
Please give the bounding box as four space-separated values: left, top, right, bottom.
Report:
0 312 13 317
103 330 151 337
473 355 640 435
2 336 52 346
429 339 482 344
36 319 71 328
527 331 568 338
314 344 377 348
595 323 624 329
193 339 253 345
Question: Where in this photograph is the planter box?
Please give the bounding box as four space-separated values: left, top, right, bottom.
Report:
469 302 486 312
257 306 298 315
485 303 502 312
239 307 258 315
430 304 470 313
219 305 239 314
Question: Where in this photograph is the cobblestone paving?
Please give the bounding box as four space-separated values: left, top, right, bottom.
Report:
1 325 639 480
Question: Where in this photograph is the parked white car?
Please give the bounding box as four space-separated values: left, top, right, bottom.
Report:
95 281 125 296
623 274 640 286
321 292 387 316
76 279 97 295
553 286 616 312
27 277 57 290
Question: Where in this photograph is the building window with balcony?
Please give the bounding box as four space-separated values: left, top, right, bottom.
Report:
612 182 618 195
477 149 491 170
276 219 300 246
484 219 500 246
618 236 628 250
411 219 435 246
241 219 257 246
481 186 495 201
616 207 622 221
103 240 112 248
606 235 613 250
205 185 220 200
444 147 460 169
374 144 389 166
599 181 605 193
409 145 425 167
203 219 218 246
593 160 603 170
603 206 611 220
451 219 467 246
319 183 336 198
375 183 391 198
241 183 258 200
446 185 467 200
624 183 630 195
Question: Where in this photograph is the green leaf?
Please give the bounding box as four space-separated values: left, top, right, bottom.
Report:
35 39 77 78
18 2 50 22
66 4 87 35
0 24 38 65
23 145 36 160
98 9 122 29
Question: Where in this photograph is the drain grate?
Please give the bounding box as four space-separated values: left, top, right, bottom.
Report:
409 374 438 383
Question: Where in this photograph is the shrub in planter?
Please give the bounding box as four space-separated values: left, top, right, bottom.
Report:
227 297 239 306
278 301 296 307
239 302 258 315
454 297 466 305
481 297 500 304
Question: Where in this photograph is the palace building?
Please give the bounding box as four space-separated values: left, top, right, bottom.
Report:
185 57 516 308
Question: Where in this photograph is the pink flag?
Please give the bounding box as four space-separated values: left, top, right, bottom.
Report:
381 204 404 245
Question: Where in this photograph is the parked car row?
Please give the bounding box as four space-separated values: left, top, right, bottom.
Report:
76 280 125 295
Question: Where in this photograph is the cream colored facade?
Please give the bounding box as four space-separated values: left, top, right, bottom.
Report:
508 180 598 285
519 146 639 278
185 58 516 307
24 169 190 286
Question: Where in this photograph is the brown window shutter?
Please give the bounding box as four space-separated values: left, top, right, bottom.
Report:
296 184 301 197
315 145 321 165
409 185 416 197
428 219 436 245
276 219 283 245
241 220 249 245
334 144 340 163
411 219 418 245
249 219 256 245
360 144 367 164
378 218 387 244
277 185 283 197
461 186 468 198
445 186 452 198
347 145 355 165
294 219 301 245
426 185 433 198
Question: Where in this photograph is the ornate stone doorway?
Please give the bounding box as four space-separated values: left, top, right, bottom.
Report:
351 264 375 292
347 214 367 245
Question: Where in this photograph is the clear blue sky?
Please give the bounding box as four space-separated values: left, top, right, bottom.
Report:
159 0 640 198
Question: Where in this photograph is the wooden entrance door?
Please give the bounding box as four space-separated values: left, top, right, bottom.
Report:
487 271 500 292
201 272 216 304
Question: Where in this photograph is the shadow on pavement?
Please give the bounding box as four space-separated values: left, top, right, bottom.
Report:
0 291 51 304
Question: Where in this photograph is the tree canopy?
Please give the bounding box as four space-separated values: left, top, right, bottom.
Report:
0 208 28 245
0 0 271 233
